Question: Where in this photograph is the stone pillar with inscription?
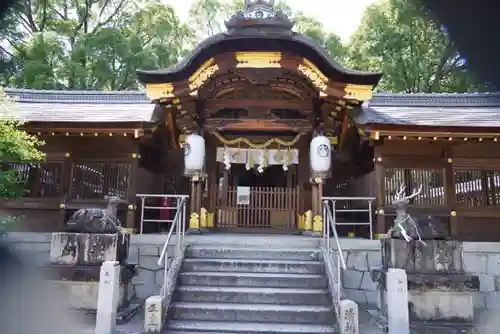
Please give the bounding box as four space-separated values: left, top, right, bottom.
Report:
95 261 120 334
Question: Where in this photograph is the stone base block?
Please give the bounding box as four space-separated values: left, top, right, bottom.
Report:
51 280 133 311
374 270 479 322
379 288 476 322
409 290 474 322
50 232 129 266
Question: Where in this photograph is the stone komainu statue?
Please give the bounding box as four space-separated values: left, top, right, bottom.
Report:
66 197 125 234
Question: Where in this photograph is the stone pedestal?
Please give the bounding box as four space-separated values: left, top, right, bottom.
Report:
46 232 136 312
373 238 480 323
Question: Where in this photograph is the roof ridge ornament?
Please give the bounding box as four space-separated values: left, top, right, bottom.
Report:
225 0 294 32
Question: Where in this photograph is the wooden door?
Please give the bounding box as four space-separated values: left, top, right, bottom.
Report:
217 185 299 231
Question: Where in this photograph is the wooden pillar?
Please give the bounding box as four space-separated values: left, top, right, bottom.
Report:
58 153 73 230
297 134 312 233
125 144 139 233
200 133 216 232
444 155 458 239
311 179 323 236
374 146 386 239
187 176 203 234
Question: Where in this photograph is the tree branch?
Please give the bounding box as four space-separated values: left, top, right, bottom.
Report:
0 45 13 58
91 0 128 34
24 0 39 32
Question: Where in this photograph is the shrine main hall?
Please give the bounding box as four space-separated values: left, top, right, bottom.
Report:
3 0 500 242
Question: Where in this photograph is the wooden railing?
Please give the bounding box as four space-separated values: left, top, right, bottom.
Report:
454 169 500 208
2 162 64 197
70 162 131 200
384 167 445 205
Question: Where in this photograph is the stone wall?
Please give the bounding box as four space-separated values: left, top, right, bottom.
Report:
338 239 381 309
462 242 500 310
6 233 500 309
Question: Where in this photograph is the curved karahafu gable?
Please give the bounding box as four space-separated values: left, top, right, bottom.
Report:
136 0 382 101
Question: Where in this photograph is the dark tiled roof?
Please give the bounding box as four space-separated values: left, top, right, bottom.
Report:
3 88 154 123
4 88 500 127
355 92 500 128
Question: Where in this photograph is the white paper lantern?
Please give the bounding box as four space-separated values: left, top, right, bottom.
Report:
310 135 331 176
184 134 205 175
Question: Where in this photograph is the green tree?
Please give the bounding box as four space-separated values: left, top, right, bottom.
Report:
2 0 191 90
0 87 45 199
348 0 486 93
187 0 346 60
188 0 244 38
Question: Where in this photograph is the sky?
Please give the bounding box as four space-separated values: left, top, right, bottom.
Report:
163 0 378 42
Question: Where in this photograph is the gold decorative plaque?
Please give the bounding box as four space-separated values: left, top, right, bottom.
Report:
235 52 282 68
146 83 175 100
297 59 328 91
343 84 373 101
189 58 219 91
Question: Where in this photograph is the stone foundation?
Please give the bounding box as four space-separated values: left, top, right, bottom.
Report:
7 233 500 310
51 280 133 310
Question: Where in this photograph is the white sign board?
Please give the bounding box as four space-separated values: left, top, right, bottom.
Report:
237 186 250 205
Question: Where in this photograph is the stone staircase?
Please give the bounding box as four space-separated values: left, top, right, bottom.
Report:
164 245 336 334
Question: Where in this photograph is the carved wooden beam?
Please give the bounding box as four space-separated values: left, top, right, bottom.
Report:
144 52 375 103
204 119 311 132
205 99 313 113
339 114 350 150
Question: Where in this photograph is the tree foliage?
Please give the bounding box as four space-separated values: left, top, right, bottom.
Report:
348 0 486 92
0 87 45 199
1 0 191 90
0 0 488 93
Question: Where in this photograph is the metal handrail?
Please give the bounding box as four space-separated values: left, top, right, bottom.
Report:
322 199 347 325
157 197 187 299
323 200 347 269
323 196 375 239
136 194 189 234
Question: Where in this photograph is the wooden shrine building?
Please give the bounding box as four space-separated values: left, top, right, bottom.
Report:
2 0 500 241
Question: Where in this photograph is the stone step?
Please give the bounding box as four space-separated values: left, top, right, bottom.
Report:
178 271 328 289
181 258 325 274
168 302 334 324
165 320 336 333
174 286 330 305
185 246 322 261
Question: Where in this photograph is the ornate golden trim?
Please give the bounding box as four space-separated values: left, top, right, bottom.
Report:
328 136 338 145
304 210 312 231
297 58 328 91
298 214 305 230
200 208 207 228
189 58 219 91
312 215 323 233
207 212 214 228
189 212 200 229
235 52 282 68
343 84 373 101
145 83 175 100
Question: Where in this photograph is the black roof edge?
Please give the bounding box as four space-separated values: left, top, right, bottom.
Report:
136 33 383 87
